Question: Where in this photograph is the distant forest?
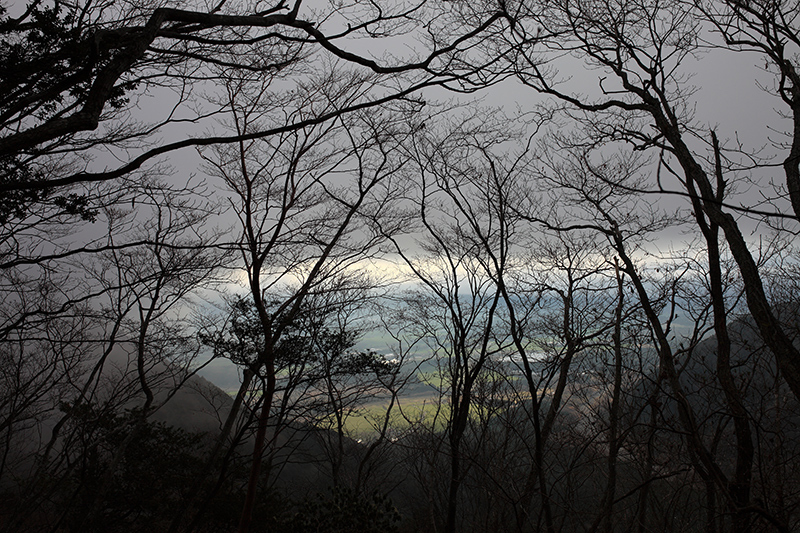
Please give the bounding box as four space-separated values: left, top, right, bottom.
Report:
2 1 800 532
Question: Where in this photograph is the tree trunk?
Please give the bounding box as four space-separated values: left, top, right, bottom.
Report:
238 359 276 533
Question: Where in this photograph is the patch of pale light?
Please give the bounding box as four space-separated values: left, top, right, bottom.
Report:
500 351 546 364
223 256 415 295
342 256 415 288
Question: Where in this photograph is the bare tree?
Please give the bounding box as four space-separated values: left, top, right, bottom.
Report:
195 63 417 531
0 175 224 533
696 0 800 223
525 127 798 530
0 0 510 198
384 111 517 533
500 0 800 405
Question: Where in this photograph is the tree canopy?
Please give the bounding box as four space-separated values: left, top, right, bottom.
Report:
2 1 800 533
